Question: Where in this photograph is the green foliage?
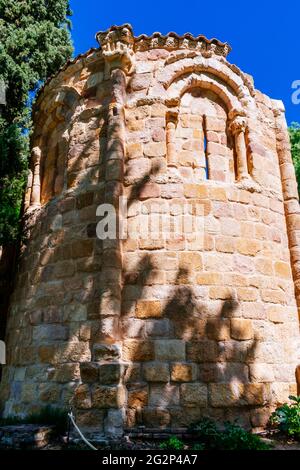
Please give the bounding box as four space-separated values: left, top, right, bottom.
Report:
192 442 205 450
219 422 271 450
190 418 271 450
0 405 68 434
0 1 73 245
270 395 300 439
159 436 185 450
289 122 300 196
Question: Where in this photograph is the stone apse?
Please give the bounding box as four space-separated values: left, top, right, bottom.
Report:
0 24 300 437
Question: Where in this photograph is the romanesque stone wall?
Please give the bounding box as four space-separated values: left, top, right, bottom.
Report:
0 25 299 436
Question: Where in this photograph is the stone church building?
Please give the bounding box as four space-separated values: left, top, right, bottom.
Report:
0 24 299 437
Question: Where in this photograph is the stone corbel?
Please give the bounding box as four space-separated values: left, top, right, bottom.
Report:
96 24 135 79
228 114 249 181
30 146 41 207
166 110 178 166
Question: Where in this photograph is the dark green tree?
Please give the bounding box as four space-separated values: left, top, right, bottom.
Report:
289 122 300 197
0 0 73 244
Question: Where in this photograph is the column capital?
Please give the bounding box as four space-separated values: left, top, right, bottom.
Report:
228 115 247 136
166 110 179 125
31 146 41 165
97 24 135 77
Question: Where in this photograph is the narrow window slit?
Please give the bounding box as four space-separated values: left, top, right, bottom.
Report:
203 116 209 180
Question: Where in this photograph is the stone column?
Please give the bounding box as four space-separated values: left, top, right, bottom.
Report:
96 25 135 437
30 146 41 207
166 111 178 166
273 101 300 315
229 116 249 180
24 170 33 212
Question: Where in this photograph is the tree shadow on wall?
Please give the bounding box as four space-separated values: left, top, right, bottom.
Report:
122 262 262 431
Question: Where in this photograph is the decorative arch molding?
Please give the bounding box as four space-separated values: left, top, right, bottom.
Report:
159 56 256 110
166 71 243 115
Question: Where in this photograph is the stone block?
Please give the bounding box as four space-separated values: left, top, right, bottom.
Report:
171 363 197 382
179 252 203 271
155 340 185 361
127 386 148 408
122 340 155 361
142 408 170 427
49 363 80 383
237 239 261 256
91 385 126 408
80 362 99 383
209 286 234 300
206 319 230 341
63 304 87 322
184 184 208 198
231 319 253 340
74 384 91 409
39 342 91 364
250 364 274 382
99 363 123 384
274 261 291 279
144 319 170 337
196 272 223 285
39 383 61 403
76 409 104 430
105 409 124 438
149 384 180 406
144 142 166 157
181 383 207 407
93 344 120 361
186 341 218 362
71 240 94 258
136 300 162 319
33 325 68 342
209 383 242 407
143 362 170 382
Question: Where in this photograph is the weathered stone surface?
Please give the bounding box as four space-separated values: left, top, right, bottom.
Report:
149 384 180 407
155 340 185 361
99 363 123 384
180 383 208 407
136 300 162 319
73 384 91 409
171 363 197 382
93 344 120 361
48 363 80 383
80 362 99 383
122 340 155 361
127 387 148 408
143 362 170 382
231 319 253 340
91 385 126 408
2 24 300 437
39 342 91 364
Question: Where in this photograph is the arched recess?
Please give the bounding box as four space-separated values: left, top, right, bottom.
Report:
25 86 81 210
164 65 253 182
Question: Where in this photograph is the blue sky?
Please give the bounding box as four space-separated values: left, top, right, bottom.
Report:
70 0 299 124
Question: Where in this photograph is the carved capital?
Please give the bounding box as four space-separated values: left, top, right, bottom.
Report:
229 115 247 136
96 24 135 76
31 146 41 166
166 110 179 126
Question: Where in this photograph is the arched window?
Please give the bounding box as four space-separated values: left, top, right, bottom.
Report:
167 88 236 183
